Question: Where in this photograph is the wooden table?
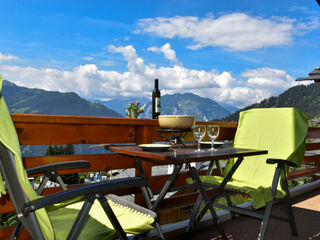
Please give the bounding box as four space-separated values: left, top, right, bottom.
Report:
109 145 267 164
109 145 267 239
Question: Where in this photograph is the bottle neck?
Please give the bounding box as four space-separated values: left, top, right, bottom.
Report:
154 79 159 89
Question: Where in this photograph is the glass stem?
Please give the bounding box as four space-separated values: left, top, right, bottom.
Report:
198 141 201 151
211 140 214 149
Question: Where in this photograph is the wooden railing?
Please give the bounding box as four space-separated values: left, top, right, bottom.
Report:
0 114 319 238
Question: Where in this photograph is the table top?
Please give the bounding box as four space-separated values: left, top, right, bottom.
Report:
109 145 268 164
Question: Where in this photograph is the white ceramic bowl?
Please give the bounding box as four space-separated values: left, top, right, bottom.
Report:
158 115 195 129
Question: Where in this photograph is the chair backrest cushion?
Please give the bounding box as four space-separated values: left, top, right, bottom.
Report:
230 108 308 188
0 77 54 239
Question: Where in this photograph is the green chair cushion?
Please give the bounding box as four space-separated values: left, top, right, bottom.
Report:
48 198 155 239
186 175 285 209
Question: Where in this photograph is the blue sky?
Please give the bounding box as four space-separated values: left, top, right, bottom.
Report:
0 0 319 107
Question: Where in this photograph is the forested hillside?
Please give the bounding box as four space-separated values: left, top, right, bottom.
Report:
221 83 320 122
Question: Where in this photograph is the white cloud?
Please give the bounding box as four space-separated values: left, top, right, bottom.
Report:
135 13 319 51
98 60 116 67
148 43 181 65
82 56 94 61
0 45 300 108
295 16 320 34
0 52 19 63
243 67 295 89
289 5 319 15
108 45 147 75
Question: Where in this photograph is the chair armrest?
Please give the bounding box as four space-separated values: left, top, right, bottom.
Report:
26 160 90 175
266 158 297 168
23 177 146 214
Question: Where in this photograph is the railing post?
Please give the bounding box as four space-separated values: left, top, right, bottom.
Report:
134 125 154 206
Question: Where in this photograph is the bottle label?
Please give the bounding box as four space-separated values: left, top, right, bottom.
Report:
155 97 161 113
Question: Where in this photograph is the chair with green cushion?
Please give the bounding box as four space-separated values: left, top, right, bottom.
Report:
186 108 309 240
0 76 163 240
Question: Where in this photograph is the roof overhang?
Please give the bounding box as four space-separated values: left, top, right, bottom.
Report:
296 67 320 83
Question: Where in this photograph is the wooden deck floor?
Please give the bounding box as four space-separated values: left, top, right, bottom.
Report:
188 188 320 240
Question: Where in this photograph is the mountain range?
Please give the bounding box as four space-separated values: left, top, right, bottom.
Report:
139 93 231 121
2 80 236 122
2 80 122 117
4 79 318 125
94 93 237 121
221 83 320 122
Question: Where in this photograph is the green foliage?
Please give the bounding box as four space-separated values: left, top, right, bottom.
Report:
45 144 79 184
0 213 18 227
45 144 74 156
126 101 144 113
288 177 312 189
65 144 75 155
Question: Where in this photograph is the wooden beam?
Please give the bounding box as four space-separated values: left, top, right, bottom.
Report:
23 153 136 173
302 154 320 164
288 167 320 180
15 123 137 145
306 142 320 151
11 114 157 126
307 126 320 139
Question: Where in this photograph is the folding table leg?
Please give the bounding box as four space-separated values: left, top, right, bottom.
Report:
193 157 244 228
185 186 203 233
151 163 183 211
135 184 166 240
134 157 154 200
133 157 167 240
186 160 215 233
215 161 236 219
187 165 227 240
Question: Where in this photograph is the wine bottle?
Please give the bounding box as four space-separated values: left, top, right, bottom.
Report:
152 79 161 119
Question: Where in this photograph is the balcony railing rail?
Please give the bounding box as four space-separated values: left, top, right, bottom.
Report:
0 113 319 238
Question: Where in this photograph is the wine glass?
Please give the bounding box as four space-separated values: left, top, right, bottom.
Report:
207 125 220 151
193 125 206 152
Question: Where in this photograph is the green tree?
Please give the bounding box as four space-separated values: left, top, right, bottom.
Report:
58 145 64 155
53 145 59 155
44 144 79 184
45 145 53 155
65 144 75 155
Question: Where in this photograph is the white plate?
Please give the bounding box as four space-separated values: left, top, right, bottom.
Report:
139 144 171 152
200 141 224 148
